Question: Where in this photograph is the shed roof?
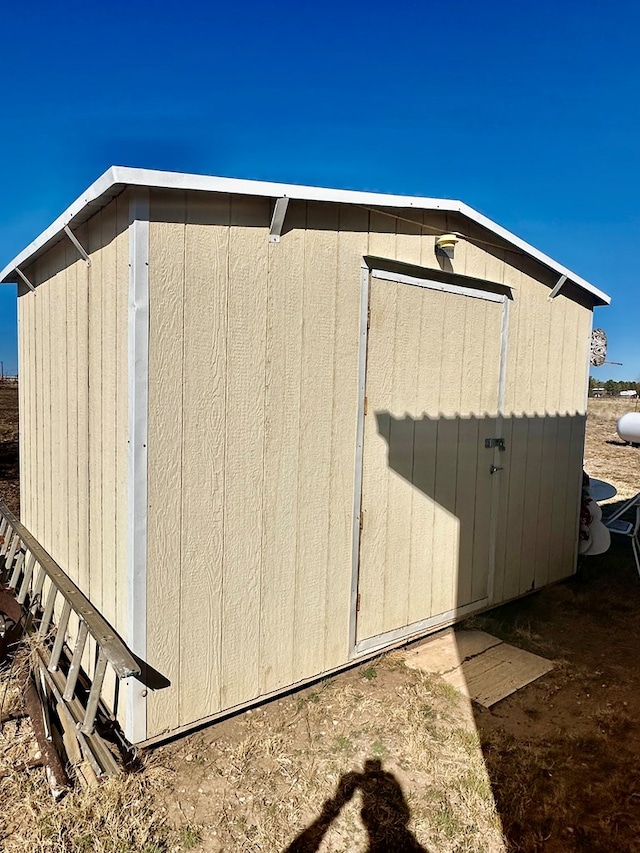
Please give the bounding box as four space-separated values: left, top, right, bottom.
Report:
0 166 610 306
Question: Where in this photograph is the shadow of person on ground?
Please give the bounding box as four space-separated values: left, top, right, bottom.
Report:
284 758 430 852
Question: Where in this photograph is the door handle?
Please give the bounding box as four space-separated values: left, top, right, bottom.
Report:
490 465 504 474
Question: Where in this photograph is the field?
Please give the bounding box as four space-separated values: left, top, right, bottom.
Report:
0 384 19 515
2 389 640 852
583 396 640 499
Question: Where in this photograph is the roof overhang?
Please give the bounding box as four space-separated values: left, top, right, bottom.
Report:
0 166 611 306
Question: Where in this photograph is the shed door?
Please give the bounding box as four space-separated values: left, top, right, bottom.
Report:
355 273 504 649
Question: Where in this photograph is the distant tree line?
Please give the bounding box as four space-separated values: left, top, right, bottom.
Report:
589 377 640 395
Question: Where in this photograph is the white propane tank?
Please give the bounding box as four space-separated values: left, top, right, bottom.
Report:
617 412 640 445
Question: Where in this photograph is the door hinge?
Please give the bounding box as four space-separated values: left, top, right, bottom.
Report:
356 593 361 612
367 307 371 330
359 513 364 531
364 396 368 415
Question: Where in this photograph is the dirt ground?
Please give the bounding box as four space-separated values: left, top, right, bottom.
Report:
467 398 640 851
0 384 19 515
149 397 640 852
3 390 640 852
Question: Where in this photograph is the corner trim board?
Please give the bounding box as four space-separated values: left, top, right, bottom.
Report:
126 189 150 743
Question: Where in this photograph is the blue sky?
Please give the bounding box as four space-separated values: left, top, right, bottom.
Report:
1 0 638 379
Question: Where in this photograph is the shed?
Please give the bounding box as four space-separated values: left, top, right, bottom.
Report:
0 167 610 745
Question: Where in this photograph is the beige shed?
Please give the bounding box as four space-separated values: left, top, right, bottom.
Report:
0 167 610 745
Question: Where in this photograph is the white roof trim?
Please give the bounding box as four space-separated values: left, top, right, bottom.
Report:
1 165 610 305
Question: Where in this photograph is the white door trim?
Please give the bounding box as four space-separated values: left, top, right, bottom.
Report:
348 265 371 657
368 268 507 304
354 598 490 656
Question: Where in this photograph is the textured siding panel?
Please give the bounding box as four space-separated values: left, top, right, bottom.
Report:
260 201 306 694
76 225 91 600
178 193 230 724
17 204 129 633
141 192 594 738
147 206 186 736
220 196 269 708
293 203 340 681
65 239 79 587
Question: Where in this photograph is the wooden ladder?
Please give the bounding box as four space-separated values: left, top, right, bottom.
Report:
0 500 140 778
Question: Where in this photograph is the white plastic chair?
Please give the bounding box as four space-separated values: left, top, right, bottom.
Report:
602 492 640 523
603 501 640 579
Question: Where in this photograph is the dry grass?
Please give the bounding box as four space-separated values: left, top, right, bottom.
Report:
1 651 505 852
0 385 19 514
3 391 640 852
1 769 175 853
0 653 180 853
584 397 640 499
153 658 505 852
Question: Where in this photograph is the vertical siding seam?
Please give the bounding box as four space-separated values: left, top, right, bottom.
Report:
258 221 271 693
547 291 562 415
452 295 468 516
64 247 70 575
527 293 551 589
452 296 469 605
114 204 120 630
219 195 231 710
385 217 399 623
46 256 53 551
100 210 106 616
83 248 90 600
469 302 488 598
291 202 308 680
322 218 340 669
177 204 187 723
382 280 399 625
33 277 38 533
407 291 424 619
